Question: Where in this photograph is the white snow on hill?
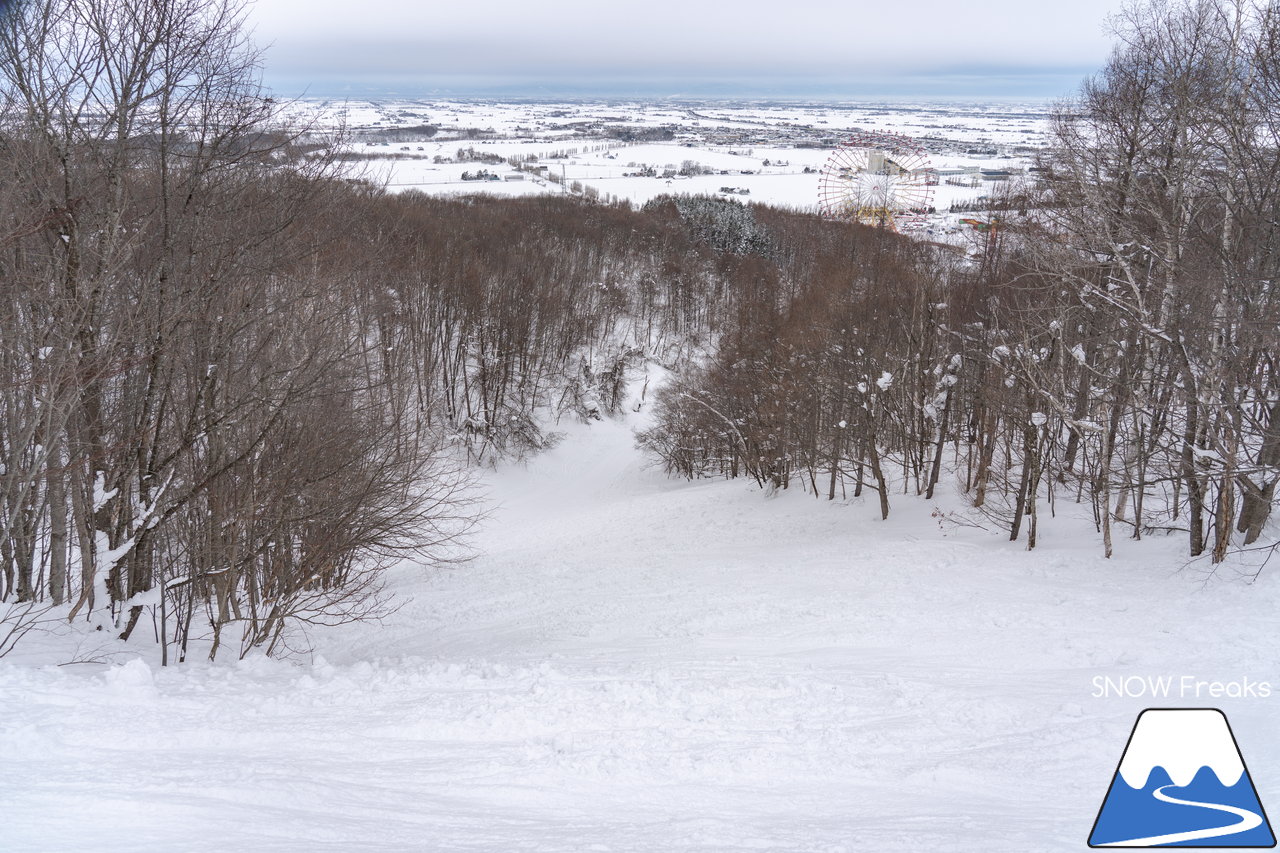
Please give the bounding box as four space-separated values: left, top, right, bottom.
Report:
2 377 1278 851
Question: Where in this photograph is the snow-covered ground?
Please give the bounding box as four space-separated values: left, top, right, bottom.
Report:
4 369 1278 851
292 98 1052 147
301 98 1040 234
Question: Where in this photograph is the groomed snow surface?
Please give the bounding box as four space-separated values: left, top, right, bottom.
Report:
3 381 1279 851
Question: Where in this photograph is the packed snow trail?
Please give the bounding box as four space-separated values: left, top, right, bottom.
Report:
2 407 1279 852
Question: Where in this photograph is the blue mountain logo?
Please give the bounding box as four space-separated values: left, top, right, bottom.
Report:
1089 708 1275 847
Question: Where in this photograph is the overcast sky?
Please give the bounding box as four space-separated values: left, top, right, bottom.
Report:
247 0 1130 98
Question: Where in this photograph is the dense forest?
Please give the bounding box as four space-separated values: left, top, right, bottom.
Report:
2 0 1278 661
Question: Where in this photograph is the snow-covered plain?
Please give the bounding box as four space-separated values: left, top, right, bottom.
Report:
301 98 1041 237
4 372 1279 852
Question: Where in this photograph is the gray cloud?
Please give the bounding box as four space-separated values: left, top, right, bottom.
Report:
248 0 1126 97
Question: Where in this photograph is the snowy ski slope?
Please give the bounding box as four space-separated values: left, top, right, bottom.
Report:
3 369 1278 851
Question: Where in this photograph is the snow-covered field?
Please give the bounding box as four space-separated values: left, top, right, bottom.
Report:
293 98 1051 147
4 370 1278 852
299 98 1042 235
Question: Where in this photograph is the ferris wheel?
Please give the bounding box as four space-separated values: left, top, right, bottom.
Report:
817 131 935 231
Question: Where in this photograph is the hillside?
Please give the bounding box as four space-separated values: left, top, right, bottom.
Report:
4 386 1277 852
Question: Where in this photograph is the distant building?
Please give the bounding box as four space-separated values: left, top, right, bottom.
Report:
866 151 908 176
911 167 940 185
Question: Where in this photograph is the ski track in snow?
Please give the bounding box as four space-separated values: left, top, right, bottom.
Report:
2 404 1279 852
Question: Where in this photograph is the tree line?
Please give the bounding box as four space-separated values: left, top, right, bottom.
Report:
640 0 1280 568
3 0 1276 661
0 0 799 659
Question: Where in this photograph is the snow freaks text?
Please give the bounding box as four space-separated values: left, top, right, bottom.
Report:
1092 676 1273 701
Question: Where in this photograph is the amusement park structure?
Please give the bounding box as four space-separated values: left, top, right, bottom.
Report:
817 131 935 231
